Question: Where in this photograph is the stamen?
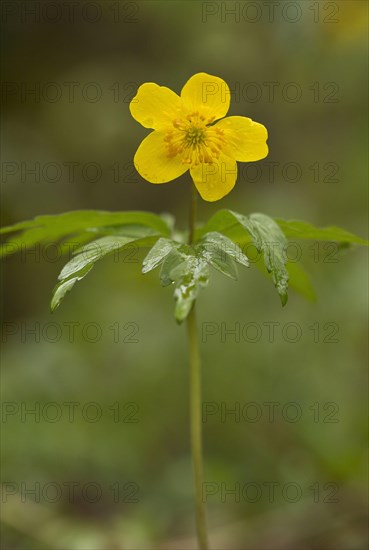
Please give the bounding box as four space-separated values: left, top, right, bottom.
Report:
165 113 226 167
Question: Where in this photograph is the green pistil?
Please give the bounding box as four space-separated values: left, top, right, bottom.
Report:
185 127 206 146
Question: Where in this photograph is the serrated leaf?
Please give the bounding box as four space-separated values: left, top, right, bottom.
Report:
160 248 189 286
199 210 368 305
173 256 210 323
286 261 316 302
142 238 182 274
59 236 135 280
50 264 93 312
196 234 241 280
142 240 211 322
0 210 171 258
206 252 239 280
199 231 249 268
201 210 289 306
51 235 154 311
87 224 159 239
238 213 289 304
276 219 368 245
197 209 245 241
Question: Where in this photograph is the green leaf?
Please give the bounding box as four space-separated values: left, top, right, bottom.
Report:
200 210 289 306
59 236 136 280
275 219 368 245
172 255 210 323
86 224 160 239
51 264 94 312
51 235 155 311
203 250 239 280
237 242 316 303
160 247 190 286
199 210 368 304
142 239 210 323
195 231 250 281
0 210 171 258
286 261 316 302
199 232 249 267
239 213 289 305
197 209 246 241
142 238 182 274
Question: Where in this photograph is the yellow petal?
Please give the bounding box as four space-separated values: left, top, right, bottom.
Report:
214 116 268 162
190 154 237 202
130 83 182 130
134 131 188 183
181 73 230 122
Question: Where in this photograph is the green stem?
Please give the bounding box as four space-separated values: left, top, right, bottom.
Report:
187 183 209 550
188 181 197 245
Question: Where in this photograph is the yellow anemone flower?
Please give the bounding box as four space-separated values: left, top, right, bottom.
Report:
130 73 268 202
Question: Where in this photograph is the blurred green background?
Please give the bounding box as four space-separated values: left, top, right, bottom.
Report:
1 1 368 548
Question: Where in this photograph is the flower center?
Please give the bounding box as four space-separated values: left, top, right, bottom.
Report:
185 126 206 146
164 112 226 167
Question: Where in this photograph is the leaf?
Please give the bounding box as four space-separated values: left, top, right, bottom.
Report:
197 209 246 241
286 261 316 302
59 236 136 280
142 238 181 274
160 247 190 286
51 265 94 312
199 232 249 267
0 210 171 258
275 219 368 245
201 210 289 306
196 231 250 281
51 235 154 311
239 213 289 305
141 239 210 322
172 255 210 323
199 210 369 304
86 224 160 238
203 250 239 280
238 242 316 303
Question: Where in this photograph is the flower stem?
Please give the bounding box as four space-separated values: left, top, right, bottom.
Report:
188 181 197 246
187 183 209 550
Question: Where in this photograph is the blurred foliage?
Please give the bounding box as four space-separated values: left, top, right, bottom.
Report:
1 1 368 549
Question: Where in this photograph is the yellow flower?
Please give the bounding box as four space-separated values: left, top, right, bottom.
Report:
130 73 268 202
